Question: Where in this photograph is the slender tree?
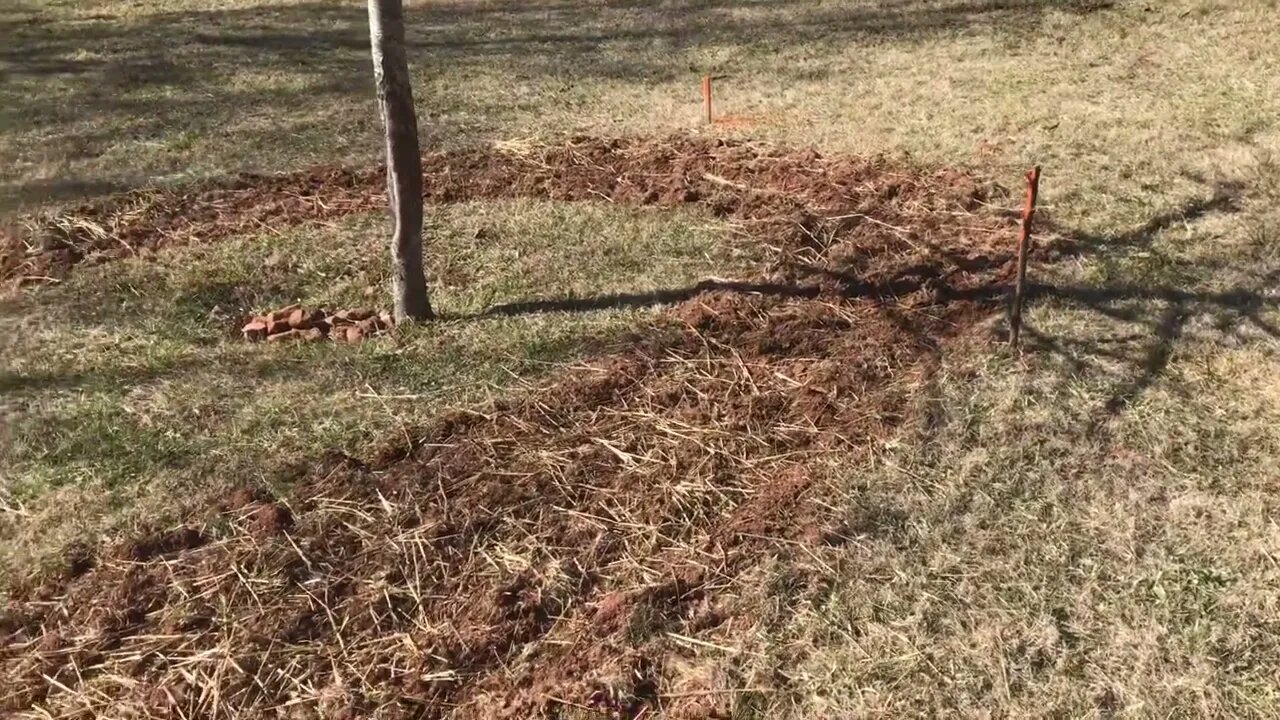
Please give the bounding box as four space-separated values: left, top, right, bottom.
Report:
368 0 432 321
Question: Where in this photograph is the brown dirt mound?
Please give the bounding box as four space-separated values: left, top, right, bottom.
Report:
1 135 1063 293
0 137 1052 718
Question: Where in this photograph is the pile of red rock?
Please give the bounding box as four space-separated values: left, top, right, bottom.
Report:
241 305 395 343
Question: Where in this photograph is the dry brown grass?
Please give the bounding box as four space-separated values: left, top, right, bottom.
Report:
2 141 1018 718
3 0 1280 717
3 0 1276 228
0 197 740 579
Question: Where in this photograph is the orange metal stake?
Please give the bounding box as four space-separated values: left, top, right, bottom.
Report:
702 75 713 124
1010 165 1041 350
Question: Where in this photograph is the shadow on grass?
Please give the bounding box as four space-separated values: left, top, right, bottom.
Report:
1023 278 1279 431
459 273 1006 319
4 0 1117 80
458 182 1277 427
1065 180 1246 253
3 0 1115 207
0 346 324 396
479 273 1277 433
1022 185 1276 424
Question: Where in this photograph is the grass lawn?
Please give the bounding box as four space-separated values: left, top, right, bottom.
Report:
3 0 1276 229
3 0 1280 716
0 200 741 573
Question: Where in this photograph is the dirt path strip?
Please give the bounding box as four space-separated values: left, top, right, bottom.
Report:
2 136 1062 719
1 135 1056 296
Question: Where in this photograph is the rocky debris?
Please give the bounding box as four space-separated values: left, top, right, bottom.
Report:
241 306 394 343
241 319 268 341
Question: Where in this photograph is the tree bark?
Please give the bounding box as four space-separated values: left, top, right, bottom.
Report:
368 0 432 321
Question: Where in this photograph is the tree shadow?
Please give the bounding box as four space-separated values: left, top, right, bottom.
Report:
4 0 1117 80
450 263 1012 321
1030 161 1280 418
1097 300 1189 415
0 341 332 396
452 180 1277 427
1063 180 1246 253
458 279 815 319
1042 284 1275 416
2 0 1115 210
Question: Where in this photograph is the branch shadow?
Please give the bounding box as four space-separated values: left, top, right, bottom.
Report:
1023 161 1280 420
3 0 1115 210
1021 275 1279 427
1097 300 1190 414
456 234 1277 428
1062 180 1246 253
450 264 1011 321
460 279 815 319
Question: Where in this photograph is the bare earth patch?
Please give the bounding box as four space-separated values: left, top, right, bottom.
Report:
0 137 1044 717
0 136 1057 292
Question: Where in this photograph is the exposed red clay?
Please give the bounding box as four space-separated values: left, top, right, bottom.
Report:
0 135 1059 719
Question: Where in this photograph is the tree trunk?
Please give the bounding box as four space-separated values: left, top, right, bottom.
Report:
368 0 432 321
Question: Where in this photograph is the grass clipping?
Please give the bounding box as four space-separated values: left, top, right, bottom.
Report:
0 137 1037 718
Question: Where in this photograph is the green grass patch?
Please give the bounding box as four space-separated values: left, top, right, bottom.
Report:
0 198 741 576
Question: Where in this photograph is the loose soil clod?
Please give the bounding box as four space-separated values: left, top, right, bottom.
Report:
241 306 394 343
1 135 1055 719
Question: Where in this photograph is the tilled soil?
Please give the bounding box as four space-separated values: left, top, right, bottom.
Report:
1 136 1049 292
0 136 1061 718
